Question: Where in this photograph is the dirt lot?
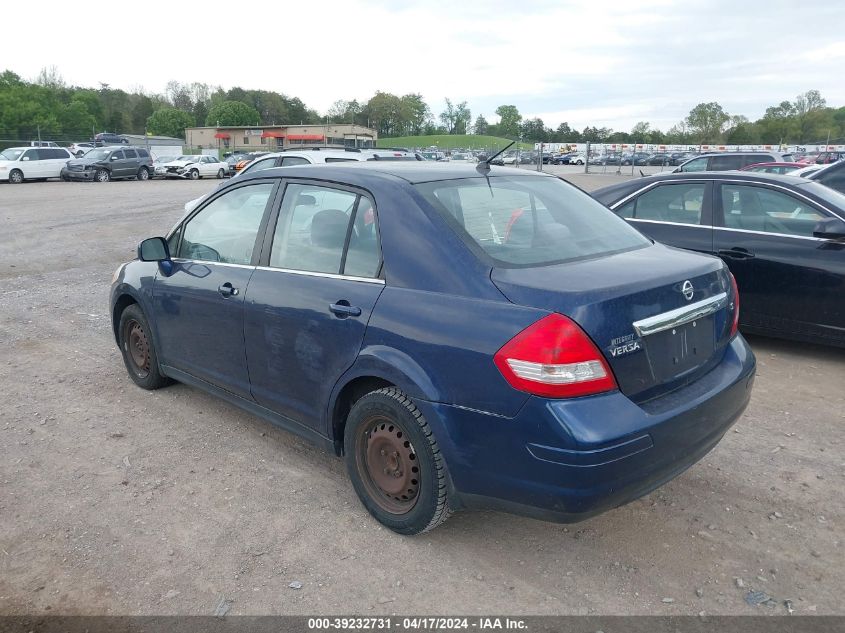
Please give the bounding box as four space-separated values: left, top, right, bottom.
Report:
0 175 842 616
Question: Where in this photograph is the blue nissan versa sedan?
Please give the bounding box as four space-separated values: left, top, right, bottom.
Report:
110 162 756 534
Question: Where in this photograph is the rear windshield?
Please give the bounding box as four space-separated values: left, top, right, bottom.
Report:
414 176 650 267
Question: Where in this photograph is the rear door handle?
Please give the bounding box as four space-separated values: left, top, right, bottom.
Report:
718 248 755 260
218 282 239 297
329 301 362 318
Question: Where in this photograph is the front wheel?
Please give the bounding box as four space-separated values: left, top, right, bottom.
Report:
216 168 225 179
9 169 23 184
95 169 110 183
189 169 199 180
118 304 172 390
137 167 150 181
344 387 452 535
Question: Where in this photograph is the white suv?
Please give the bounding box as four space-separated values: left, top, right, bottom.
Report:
0 146 73 183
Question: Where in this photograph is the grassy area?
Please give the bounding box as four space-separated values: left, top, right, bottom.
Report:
377 134 532 151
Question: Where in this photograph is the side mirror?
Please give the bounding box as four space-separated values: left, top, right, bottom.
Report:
138 237 170 262
813 217 845 239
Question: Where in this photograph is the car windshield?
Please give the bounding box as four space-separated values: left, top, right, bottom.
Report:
177 155 201 161
0 149 24 161
155 156 176 164
414 175 650 267
84 149 112 160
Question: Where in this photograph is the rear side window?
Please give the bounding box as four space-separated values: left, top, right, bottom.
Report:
709 155 744 171
269 184 380 277
324 157 358 163
415 176 649 267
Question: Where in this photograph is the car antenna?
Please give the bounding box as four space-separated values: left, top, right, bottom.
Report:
477 140 515 174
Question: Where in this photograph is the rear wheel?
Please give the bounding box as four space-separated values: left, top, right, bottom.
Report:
137 167 150 181
189 169 199 180
95 169 110 183
216 168 225 179
9 169 23 184
344 387 451 535
118 304 172 390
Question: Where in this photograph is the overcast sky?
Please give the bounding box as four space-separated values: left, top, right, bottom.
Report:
8 0 845 133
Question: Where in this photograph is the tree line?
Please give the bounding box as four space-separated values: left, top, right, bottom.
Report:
1 67 843 146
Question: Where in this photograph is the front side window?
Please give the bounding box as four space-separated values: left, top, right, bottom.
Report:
719 184 826 237
269 183 380 277
280 156 309 166
415 176 649 267
22 149 39 161
680 157 708 172
179 183 274 264
618 183 705 224
242 157 277 174
111 150 125 160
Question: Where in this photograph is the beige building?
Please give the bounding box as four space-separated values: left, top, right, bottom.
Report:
185 124 377 152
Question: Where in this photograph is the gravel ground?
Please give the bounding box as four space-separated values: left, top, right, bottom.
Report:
0 176 842 616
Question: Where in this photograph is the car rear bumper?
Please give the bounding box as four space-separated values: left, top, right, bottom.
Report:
417 334 755 522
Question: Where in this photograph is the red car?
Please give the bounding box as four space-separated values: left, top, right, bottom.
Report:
740 162 806 175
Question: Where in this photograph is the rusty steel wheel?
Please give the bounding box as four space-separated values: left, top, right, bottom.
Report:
124 319 150 378
345 387 452 534
356 415 421 514
117 303 171 390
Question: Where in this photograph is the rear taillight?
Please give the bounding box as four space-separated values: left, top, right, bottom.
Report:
494 313 617 398
729 273 740 337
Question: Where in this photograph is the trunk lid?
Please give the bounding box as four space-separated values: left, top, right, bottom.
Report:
491 243 734 402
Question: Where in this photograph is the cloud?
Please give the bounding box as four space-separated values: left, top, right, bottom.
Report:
4 0 845 131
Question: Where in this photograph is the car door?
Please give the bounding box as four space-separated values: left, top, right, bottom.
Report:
108 150 128 178
243 181 384 432
202 155 217 176
152 180 279 397
612 180 714 254
713 181 844 339
123 148 139 175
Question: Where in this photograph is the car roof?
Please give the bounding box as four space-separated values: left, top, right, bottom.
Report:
235 162 554 185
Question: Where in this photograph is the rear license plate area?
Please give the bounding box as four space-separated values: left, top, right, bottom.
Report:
646 315 715 382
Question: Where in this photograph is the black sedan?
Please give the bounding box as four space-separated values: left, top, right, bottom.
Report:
592 172 845 348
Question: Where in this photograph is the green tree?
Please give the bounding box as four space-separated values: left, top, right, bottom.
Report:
685 102 730 143
473 115 489 135
147 108 195 139
495 105 522 138
206 100 260 126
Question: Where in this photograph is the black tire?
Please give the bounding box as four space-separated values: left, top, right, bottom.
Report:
118 304 172 390
216 168 225 179
189 169 199 180
344 387 451 535
137 167 150 181
9 169 23 184
95 169 110 183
